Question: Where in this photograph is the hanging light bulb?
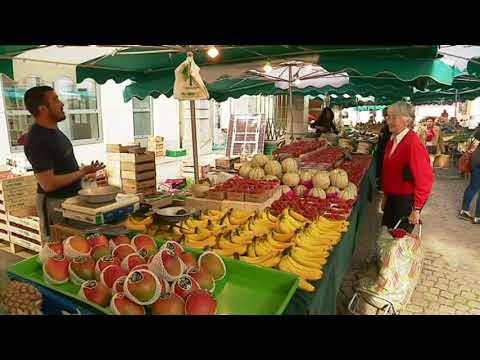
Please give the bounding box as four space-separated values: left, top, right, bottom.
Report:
263 62 273 73
207 46 219 58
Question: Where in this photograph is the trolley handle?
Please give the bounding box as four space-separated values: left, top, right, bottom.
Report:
393 217 422 239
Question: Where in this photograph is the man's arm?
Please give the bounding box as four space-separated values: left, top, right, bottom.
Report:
35 163 104 193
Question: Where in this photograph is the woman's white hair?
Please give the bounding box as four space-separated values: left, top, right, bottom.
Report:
387 101 415 126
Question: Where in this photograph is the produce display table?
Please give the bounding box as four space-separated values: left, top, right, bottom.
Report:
284 158 377 315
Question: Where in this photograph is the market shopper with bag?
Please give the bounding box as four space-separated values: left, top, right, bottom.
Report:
381 102 434 232
458 126 480 224
23 86 105 241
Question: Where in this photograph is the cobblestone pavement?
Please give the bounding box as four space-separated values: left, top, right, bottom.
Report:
337 176 480 315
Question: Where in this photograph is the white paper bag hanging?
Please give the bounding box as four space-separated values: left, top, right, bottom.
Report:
173 53 209 100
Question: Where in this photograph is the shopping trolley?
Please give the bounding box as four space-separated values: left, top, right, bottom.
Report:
348 218 423 315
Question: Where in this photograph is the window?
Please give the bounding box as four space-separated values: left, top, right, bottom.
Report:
132 97 153 138
1 75 102 151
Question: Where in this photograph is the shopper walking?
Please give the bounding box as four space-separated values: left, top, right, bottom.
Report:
381 102 434 232
458 126 480 224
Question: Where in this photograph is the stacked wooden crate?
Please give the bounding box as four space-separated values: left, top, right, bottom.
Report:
121 152 156 195
106 145 126 188
147 136 166 157
0 175 42 257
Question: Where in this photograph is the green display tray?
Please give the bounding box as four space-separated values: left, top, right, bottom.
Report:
166 149 187 157
7 238 299 315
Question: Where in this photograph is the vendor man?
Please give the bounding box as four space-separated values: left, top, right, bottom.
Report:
23 86 104 241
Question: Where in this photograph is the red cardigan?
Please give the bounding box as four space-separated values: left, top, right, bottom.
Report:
381 130 434 209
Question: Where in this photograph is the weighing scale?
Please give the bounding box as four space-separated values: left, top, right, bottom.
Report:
61 195 140 225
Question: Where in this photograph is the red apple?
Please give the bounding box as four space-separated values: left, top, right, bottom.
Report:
161 241 184 256
123 270 161 305
150 292 185 315
90 245 111 263
161 249 183 279
64 235 90 258
188 265 215 292
79 280 111 307
69 256 96 285
38 242 64 264
43 254 70 285
178 251 197 272
87 233 109 249
109 234 131 250
112 275 127 295
112 244 136 261
198 251 226 281
95 255 121 280
110 293 146 315
173 275 200 300
100 265 128 289
121 253 146 272
131 234 158 258
185 290 217 315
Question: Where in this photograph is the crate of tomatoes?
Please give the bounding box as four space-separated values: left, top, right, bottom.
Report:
210 177 280 203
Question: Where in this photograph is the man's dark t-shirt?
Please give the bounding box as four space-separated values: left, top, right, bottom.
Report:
24 124 81 198
472 127 480 166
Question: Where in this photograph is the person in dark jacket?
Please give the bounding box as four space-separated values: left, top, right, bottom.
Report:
381 102 434 232
458 126 480 224
376 107 392 187
310 107 338 135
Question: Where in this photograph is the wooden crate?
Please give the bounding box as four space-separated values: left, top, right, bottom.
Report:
226 191 245 201
122 179 157 193
215 157 241 170
206 191 225 201
7 214 40 232
120 152 155 164
106 144 141 153
9 232 41 252
121 162 155 172
121 170 156 181
245 192 270 203
8 222 42 244
49 223 94 243
184 188 281 213
0 219 9 232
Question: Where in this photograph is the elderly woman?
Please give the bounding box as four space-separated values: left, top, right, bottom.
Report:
381 102 434 232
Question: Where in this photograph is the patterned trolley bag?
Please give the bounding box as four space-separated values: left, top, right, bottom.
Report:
348 218 424 315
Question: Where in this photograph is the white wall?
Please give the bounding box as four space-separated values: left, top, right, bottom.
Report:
415 104 457 122
0 80 183 169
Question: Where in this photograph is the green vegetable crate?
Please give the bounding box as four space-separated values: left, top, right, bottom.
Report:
7 237 299 315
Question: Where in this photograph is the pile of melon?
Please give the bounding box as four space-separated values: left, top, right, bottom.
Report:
238 154 358 201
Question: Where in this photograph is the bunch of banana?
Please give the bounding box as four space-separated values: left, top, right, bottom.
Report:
238 251 281 268
277 208 308 234
248 217 272 237
184 234 217 250
199 208 230 222
185 217 209 229
255 209 279 231
220 212 240 233
228 208 256 226
155 226 183 242
230 228 254 245
293 228 334 253
278 255 323 282
211 231 248 256
124 215 153 232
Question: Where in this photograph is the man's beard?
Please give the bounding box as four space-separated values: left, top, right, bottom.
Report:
55 112 67 122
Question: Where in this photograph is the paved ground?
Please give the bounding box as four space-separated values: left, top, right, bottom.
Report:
337 174 480 315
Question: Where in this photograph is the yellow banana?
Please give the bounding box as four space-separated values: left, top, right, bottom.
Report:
229 213 251 226
279 257 321 280
179 221 196 234
258 255 282 268
289 209 311 223
213 245 247 257
266 209 278 223
230 229 254 245
266 233 294 250
286 255 323 276
186 217 209 229
278 217 297 234
295 241 332 254
231 208 255 219
260 237 283 254
249 220 270 237
291 246 329 261
299 278 316 292
184 228 211 242
254 239 271 257
272 230 294 243
282 208 306 228
125 218 147 232
289 251 326 269
247 243 257 257
147 224 159 236
284 256 323 280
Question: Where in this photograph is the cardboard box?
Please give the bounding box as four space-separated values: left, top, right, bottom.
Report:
106 144 140 153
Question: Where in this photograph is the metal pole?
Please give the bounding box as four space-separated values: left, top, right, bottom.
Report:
189 100 200 183
288 65 294 142
454 89 458 119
